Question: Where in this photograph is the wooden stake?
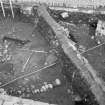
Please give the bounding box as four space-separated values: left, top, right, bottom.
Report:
0 0 5 17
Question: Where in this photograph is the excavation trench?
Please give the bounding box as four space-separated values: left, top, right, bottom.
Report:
0 3 105 105
0 4 74 105
36 4 105 105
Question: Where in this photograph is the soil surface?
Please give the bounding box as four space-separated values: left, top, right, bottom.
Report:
0 13 74 105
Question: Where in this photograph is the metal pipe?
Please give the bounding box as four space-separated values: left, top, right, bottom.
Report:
0 0 5 17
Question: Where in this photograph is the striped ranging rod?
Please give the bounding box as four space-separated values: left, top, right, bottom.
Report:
0 0 14 18
0 0 5 17
9 0 14 19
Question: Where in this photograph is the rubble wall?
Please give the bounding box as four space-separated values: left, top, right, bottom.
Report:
36 4 105 105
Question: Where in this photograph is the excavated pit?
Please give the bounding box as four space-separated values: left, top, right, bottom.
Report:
0 3 105 105
0 4 74 105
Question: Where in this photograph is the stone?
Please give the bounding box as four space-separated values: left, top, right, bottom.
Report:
34 89 40 94
73 95 82 101
61 12 69 19
44 84 49 89
17 90 22 95
54 78 61 86
97 40 101 44
91 36 95 39
41 86 47 92
47 84 53 89
40 88 44 93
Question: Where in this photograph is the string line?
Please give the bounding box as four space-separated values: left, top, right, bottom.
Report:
0 62 57 88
